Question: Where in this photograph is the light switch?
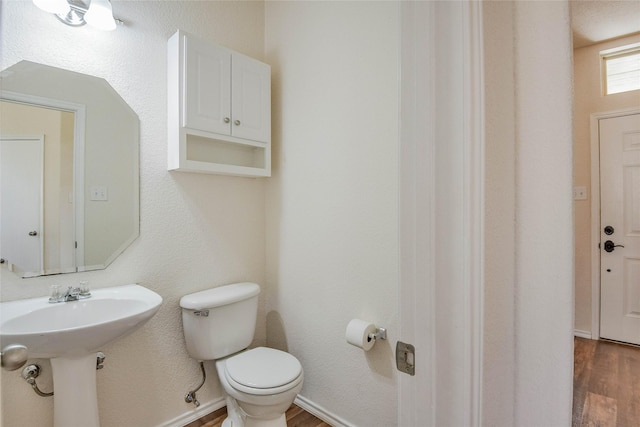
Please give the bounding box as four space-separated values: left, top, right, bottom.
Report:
573 186 587 201
90 186 108 201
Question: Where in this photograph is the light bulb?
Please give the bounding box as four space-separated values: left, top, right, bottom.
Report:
84 0 116 31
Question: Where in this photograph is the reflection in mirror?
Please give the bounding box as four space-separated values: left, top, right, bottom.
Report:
1 102 76 276
0 61 139 278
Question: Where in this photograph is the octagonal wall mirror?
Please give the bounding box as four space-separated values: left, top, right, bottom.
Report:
0 61 139 278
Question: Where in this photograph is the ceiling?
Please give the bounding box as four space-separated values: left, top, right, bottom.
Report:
571 0 640 49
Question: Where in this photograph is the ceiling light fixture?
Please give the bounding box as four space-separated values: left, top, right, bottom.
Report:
33 0 122 31
33 0 69 15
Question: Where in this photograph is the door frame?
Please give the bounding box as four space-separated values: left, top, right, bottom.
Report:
589 107 640 339
1 90 86 272
399 1 484 425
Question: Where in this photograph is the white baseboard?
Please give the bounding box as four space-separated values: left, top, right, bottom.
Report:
574 329 592 339
294 394 354 427
157 396 226 427
158 394 349 427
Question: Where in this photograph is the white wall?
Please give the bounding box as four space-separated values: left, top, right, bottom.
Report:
513 1 574 423
1 2 266 426
482 1 574 425
264 2 399 425
1 1 578 426
573 33 640 335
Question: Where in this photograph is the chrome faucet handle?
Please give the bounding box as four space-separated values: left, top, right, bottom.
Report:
63 286 81 301
49 285 90 303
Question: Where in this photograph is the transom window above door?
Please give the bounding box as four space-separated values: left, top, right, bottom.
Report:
601 43 640 95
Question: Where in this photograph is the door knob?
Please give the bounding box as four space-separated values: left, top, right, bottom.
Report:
28 231 38 236
603 240 624 253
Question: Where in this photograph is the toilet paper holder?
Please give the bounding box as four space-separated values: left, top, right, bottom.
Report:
368 327 387 342
346 319 387 350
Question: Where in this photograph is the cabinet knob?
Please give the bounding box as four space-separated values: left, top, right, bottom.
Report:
223 117 230 123
234 120 241 126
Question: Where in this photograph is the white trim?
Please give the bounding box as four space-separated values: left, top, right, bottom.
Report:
574 329 593 340
464 2 485 424
600 41 640 56
1 90 86 273
398 1 436 425
589 107 640 341
398 1 484 425
74 106 86 270
156 396 226 427
294 395 353 427
156 394 352 427
36 136 45 276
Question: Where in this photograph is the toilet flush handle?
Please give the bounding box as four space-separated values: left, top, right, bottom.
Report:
193 310 209 317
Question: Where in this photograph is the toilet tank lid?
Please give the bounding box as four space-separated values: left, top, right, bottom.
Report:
180 282 260 310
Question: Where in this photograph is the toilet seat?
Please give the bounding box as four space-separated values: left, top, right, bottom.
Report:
224 347 302 396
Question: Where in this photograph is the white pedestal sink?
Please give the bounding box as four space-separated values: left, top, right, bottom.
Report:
0 284 163 427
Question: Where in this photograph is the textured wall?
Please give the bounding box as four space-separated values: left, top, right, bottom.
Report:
573 33 640 335
0 1 266 426
264 2 399 425
513 1 574 424
1 1 580 426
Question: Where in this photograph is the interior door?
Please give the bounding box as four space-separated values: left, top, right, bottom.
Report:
0 136 44 276
599 113 640 345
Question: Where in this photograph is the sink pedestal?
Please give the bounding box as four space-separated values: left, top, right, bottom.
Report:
1 284 163 427
51 353 100 427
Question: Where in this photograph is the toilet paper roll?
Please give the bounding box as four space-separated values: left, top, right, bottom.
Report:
346 319 377 351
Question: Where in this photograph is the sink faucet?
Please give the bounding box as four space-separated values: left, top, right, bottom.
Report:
49 286 91 303
63 286 81 302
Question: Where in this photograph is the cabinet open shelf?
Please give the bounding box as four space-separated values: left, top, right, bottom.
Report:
177 132 269 176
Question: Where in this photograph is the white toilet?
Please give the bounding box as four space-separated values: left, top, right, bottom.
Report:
180 282 303 427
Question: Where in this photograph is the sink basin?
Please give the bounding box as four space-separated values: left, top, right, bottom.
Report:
0 284 162 427
0 284 162 358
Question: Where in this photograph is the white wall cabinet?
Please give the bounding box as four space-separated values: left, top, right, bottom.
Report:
168 30 271 177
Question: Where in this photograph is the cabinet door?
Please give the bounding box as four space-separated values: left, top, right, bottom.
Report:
184 35 231 135
231 54 271 143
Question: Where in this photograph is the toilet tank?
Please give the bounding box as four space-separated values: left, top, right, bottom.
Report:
180 282 260 360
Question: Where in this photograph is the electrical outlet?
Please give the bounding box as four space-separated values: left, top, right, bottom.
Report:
90 186 108 201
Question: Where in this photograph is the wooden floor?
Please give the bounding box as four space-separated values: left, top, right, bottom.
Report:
187 340 640 427
185 404 331 427
573 337 640 427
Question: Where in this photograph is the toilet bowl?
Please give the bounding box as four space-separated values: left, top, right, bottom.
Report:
216 347 303 427
180 283 304 427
